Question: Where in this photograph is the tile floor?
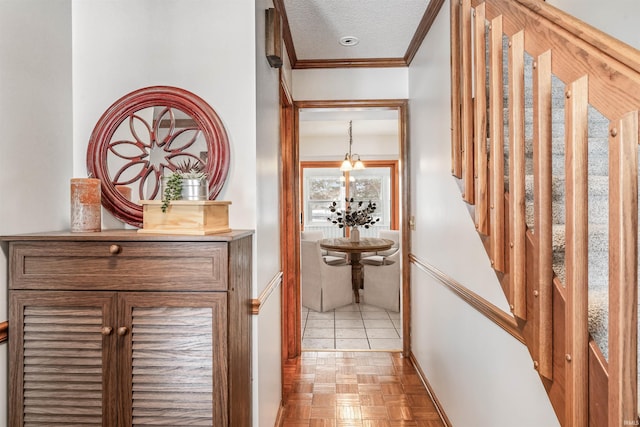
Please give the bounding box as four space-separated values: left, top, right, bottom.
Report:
302 303 402 351
282 351 445 426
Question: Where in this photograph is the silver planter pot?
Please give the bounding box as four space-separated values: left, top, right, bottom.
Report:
180 178 208 200
162 177 208 201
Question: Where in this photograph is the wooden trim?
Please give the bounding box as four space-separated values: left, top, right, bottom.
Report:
284 99 411 360
564 75 589 427
508 30 527 320
488 15 505 272
278 0 446 70
608 111 638 426
532 49 554 380
293 58 408 69
0 321 7 344
410 254 525 344
398 102 411 357
450 0 462 178
477 0 640 119
491 0 640 74
404 0 446 66
251 272 283 315
473 3 488 235
409 351 453 427
274 400 286 427
295 99 409 110
460 0 474 204
280 79 300 363
272 0 297 68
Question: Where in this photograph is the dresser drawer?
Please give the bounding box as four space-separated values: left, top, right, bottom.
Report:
9 241 228 291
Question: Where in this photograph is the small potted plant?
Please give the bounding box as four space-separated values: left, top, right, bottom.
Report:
161 159 207 212
327 198 379 242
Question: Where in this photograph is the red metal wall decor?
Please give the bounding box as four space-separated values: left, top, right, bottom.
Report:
87 86 230 227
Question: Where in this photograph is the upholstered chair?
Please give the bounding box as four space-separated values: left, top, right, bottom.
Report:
301 240 353 312
362 249 401 312
361 229 400 266
301 230 347 265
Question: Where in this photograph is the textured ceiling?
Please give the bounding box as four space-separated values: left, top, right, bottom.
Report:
282 0 430 61
284 1 436 145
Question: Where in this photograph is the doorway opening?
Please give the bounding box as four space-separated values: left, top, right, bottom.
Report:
280 99 410 360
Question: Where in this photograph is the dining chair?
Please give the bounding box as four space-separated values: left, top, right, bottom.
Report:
301 230 347 265
362 249 401 312
361 229 400 266
301 240 353 312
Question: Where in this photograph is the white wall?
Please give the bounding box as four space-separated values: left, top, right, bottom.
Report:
72 0 257 230
546 0 640 50
407 5 560 427
0 2 73 426
72 2 282 426
293 68 408 100
300 130 399 161
0 1 282 426
254 1 284 425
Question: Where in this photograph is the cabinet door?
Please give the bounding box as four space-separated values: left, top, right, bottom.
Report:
9 291 117 427
117 292 228 427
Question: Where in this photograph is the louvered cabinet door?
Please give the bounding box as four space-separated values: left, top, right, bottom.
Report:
9 291 117 427
117 292 228 427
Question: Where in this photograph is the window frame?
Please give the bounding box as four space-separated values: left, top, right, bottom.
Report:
300 160 399 234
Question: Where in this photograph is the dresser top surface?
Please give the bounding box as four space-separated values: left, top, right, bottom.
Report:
1 229 254 243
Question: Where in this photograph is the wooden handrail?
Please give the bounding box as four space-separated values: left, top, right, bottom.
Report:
0 321 7 344
410 254 525 344
251 272 283 315
453 1 640 425
504 0 640 74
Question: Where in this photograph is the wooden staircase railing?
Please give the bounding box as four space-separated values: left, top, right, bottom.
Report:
451 1 640 426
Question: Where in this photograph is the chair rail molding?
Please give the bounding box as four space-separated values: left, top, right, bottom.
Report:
251 271 283 315
410 254 525 344
0 321 7 343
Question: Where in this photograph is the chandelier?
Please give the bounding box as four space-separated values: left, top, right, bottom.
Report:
339 120 365 172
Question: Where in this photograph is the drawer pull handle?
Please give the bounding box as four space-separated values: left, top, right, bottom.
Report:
101 326 113 336
109 244 122 255
117 326 129 336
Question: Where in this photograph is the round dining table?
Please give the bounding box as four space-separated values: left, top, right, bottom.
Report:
319 237 394 303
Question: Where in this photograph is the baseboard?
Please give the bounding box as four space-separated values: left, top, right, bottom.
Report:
409 351 453 427
273 400 286 427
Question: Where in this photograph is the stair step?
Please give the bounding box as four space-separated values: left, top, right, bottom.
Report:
523 174 609 199
549 223 609 252
525 196 609 227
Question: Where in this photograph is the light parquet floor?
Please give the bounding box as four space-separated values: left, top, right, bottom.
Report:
281 351 445 427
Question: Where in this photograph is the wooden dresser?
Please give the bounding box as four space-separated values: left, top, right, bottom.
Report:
2 230 253 426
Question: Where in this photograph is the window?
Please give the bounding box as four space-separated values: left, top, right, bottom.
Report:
301 161 398 238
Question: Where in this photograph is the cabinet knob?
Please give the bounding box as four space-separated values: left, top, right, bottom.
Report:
101 326 113 336
109 244 122 255
117 326 129 336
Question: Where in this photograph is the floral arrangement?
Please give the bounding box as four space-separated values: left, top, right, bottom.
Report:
327 198 380 228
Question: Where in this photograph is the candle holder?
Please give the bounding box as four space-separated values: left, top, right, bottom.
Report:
70 178 102 232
